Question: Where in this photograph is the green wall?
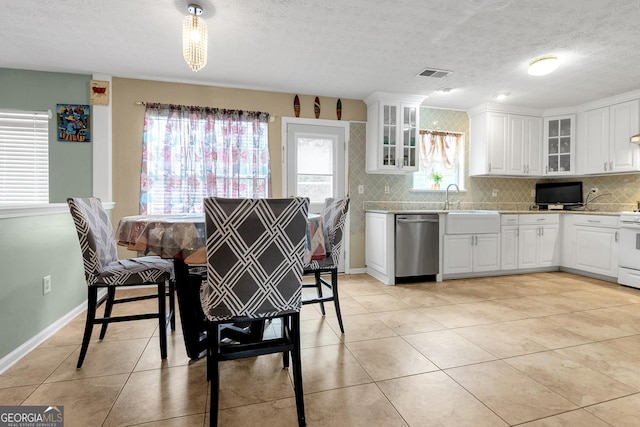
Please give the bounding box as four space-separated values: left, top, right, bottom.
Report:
0 69 92 361
0 68 93 201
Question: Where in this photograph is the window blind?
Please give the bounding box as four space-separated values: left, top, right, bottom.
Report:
0 109 50 205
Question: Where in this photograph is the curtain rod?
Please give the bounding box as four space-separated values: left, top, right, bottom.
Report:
419 129 463 136
134 101 276 122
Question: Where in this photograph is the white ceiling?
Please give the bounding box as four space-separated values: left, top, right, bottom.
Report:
2 0 640 111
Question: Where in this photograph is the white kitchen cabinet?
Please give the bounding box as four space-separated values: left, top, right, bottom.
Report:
517 214 560 269
443 233 500 274
364 92 423 174
470 110 542 176
500 215 519 270
544 115 575 175
572 215 619 278
365 212 394 284
508 115 543 175
580 99 640 174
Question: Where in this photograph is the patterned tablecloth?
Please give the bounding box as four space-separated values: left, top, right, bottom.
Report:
115 213 326 265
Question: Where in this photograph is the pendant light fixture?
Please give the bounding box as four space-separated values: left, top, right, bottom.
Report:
183 4 207 72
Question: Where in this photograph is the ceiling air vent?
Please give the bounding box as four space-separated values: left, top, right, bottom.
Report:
418 68 451 78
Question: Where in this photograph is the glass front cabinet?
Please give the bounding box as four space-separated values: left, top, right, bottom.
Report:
544 115 575 175
365 92 424 174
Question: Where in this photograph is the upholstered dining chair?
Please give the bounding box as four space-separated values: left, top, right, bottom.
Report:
202 197 308 427
302 197 349 333
67 197 175 368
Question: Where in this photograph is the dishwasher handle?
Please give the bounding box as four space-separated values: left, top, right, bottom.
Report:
396 217 439 224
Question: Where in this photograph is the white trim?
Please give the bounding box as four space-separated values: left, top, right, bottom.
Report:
0 298 89 374
0 201 114 219
91 74 113 203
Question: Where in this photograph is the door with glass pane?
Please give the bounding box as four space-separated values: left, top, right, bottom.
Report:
283 120 347 214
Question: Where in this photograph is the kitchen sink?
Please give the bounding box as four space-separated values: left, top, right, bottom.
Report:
445 210 500 234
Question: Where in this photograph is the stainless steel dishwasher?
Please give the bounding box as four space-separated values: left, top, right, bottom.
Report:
395 214 439 281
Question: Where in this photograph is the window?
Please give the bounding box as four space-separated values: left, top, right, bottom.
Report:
0 109 50 205
413 130 464 191
140 104 270 214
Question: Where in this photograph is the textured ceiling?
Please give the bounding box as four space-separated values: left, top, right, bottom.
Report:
1 0 640 110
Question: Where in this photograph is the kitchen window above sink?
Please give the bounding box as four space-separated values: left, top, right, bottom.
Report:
413 130 465 191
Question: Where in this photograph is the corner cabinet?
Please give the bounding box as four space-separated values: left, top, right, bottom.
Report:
543 115 576 175
580 99 640 174
365 92 425 174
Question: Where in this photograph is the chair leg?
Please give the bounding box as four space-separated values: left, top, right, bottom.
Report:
282 317 290 368
291 313 306 427
330 268 345 334
314 270 325 315
77 286 98 369
99 286 116 339
169 279 176 331
158 281 168 360
209 323 220 427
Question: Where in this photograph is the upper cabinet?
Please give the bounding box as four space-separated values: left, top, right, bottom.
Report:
579 99 640 174
543 115 575 175
469 106 542 176
365 92 424 174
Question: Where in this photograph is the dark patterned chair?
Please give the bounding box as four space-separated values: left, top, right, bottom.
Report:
67 197 175 368
202 197 308 427
303 197 349 333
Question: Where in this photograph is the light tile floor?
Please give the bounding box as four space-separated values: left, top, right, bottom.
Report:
3 272 640 426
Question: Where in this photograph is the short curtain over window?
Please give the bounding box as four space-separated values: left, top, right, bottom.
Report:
140 103 271 214
413 130 463 191
0 109 50 205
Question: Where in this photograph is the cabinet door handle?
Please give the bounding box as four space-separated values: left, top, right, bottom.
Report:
587 219 601 224
615 231 619 242
541 226 544 236
610 161 613 170
604 161 607 171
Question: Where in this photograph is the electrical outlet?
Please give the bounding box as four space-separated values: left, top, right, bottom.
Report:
358 184 364 194
492 189 498 197
43 275 51 295
384 185 390 194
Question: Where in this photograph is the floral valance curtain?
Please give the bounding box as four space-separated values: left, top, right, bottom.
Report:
419 130 462 169
140 103 271 214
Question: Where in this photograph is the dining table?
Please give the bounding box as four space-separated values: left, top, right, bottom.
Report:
115 212 326 359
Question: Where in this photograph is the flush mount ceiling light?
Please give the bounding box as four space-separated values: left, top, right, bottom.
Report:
528 55 558 76
183 4 207 72
496 92 510 101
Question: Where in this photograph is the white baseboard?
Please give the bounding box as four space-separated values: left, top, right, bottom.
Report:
0 297 93 375
346 267 367 274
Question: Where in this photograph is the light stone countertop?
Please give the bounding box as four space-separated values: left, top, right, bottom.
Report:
365 209 622 216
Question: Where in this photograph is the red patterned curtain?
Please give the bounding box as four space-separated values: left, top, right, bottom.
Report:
140 103 271 214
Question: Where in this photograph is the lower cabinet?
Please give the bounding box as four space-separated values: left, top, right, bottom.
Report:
365 212 394 284
567 214 619 277
517 214 560 269
500 215 519 270
443 233 500 274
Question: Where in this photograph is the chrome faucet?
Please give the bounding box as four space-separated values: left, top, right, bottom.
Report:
444 183 459 210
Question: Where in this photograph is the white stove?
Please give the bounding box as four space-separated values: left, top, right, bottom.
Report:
618 212 640 289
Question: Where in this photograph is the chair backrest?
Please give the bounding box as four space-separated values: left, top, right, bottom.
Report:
67 197 119 285
201 197 309 322
321 197 350 264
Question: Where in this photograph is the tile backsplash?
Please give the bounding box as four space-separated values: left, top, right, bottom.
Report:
349 107 640 235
